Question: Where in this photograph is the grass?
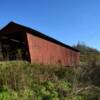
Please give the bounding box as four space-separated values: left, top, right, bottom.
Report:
0 61 99 100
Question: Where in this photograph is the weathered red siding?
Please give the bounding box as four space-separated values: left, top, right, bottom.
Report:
26 33 80 66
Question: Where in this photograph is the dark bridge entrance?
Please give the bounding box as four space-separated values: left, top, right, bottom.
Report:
0 32 29 61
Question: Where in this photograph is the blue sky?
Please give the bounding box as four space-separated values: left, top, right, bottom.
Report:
0 0 100 50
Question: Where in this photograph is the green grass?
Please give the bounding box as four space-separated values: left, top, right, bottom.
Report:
0 61 99 100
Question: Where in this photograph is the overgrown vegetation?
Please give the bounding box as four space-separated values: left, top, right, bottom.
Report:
0 61 99 100
0 43 99 100
73 42 100 62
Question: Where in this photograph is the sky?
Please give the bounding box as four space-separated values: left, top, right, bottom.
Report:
0 0 100 50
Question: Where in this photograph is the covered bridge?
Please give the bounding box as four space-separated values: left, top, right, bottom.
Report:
0 22 80 66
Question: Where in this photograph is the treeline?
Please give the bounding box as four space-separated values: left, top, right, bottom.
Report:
73 42 100 63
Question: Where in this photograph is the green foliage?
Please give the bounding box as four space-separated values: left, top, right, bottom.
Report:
73 42 100 62
0 86 34 100
0 61 99 100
